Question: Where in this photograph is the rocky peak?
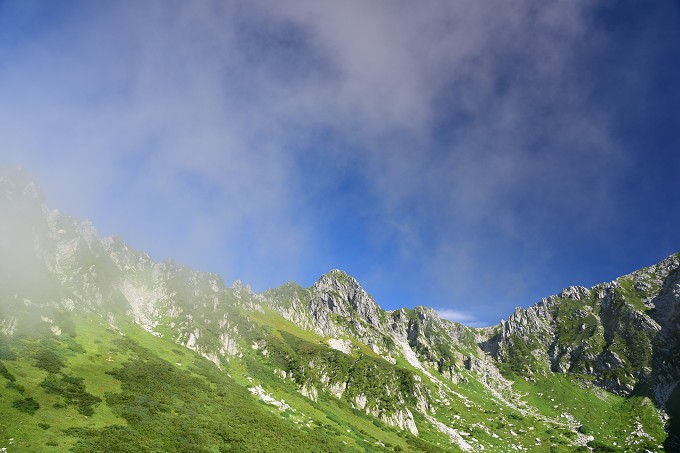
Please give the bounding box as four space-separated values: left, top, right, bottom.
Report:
558 285 591 300
311 269 383 327
231 279 253 294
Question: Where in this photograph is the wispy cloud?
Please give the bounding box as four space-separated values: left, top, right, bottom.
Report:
435 309 489 328
1 0 677 320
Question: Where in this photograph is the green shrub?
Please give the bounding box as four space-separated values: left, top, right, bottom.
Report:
6 381 25 393
0 360 16 381
35 349 64 373
0 340 16 360
13 396 40 415
40 373 101 416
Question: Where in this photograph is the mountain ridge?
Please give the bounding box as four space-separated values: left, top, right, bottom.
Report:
1 167 678 451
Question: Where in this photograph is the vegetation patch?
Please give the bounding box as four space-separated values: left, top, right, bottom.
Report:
13 396 40 415
0 360 16 382
40 373 102 416
64 337 356 452
34 348 65 374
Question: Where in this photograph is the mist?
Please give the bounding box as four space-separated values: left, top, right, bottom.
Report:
1 1 679 325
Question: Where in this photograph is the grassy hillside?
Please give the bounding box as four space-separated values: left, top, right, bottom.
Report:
2 307 668 452
0 314 454 452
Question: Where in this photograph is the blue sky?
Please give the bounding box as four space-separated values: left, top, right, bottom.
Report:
1 1 679 326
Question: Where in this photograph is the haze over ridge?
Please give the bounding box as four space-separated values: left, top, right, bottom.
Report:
1 1 679 326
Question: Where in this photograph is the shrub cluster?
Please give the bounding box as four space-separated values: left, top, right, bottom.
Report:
13 396 40 415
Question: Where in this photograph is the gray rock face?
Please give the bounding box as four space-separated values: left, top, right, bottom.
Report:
267 269 487 383
261 268 502 431
313 270 383 325
308 269 385 338
482 254 680 407
651 265 680 406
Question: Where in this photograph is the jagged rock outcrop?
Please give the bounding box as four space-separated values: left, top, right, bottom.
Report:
311 270 384 330
265 268 502 391
481 254 680 407
651 264 680 406
268 270 398 355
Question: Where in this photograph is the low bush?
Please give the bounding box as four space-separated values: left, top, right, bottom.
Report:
13 397 40 415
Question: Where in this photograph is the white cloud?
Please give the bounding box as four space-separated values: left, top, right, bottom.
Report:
435 308 488 328
0 0 639 314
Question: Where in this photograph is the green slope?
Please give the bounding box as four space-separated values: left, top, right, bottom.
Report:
0 314 454 452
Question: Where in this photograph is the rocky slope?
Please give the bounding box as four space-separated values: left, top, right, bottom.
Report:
480 255 680 407
1 167 677 451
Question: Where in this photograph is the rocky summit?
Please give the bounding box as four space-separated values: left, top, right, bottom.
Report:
1 167 678 452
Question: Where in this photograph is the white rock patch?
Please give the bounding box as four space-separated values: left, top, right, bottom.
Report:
249 385 291 412
425 414 473 451
327 338 352 354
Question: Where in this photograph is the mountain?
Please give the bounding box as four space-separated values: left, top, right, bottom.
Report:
0 167 678 452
